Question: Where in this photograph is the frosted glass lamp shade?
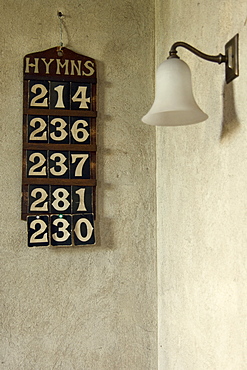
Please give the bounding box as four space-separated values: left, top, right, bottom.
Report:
142 58 208 126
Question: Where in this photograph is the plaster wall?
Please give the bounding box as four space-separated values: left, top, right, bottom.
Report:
156 1 247 369
0 1 157 369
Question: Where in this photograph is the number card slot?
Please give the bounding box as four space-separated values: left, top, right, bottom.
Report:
72 186 93 214
27 214 95 247
28 216 49 247
49 151 69 178
28 185 93 215
50 82 70 110
28 81 93 111
70 152 90 179
51 186 71 214
49 116 70 143
27 151 93 179
70 117 90 144
27 150 47 177
73 214 95 245
71 83 91 110
27 116 91 145
51 215 72 246
29 81 49 108
29 185 49 213
28 116 48 143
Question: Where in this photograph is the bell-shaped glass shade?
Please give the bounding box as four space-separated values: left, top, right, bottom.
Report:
142 58 208 126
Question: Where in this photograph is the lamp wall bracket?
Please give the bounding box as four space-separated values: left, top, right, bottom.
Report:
168 34 239 84
225 34 239 83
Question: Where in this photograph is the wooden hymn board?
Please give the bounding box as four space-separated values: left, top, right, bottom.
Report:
21 47 97 247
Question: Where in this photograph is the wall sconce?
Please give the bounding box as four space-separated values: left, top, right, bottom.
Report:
142 34 239 126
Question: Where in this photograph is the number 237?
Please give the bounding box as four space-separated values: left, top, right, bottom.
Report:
28 152 90 178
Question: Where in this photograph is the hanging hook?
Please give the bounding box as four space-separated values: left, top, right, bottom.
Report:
57 11 64 56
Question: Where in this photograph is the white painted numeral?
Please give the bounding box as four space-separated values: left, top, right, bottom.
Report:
72 86 90 109
30 188 48 211
28 153 46 176
52 188 70 211
30 84 48 107
29 118 47 141
75 188 87 211
54 85 65 108
71 120 89 142
50 118 68 141
52 218 70 242
50 153 68 176
71 154 89 177
74 218 94 242
30 219 48 244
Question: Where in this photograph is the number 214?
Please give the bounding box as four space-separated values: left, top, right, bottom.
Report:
30 83 90 109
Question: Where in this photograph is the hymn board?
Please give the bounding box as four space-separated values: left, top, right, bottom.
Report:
22 47 97 247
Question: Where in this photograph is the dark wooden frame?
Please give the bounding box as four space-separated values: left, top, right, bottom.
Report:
21 47 97 242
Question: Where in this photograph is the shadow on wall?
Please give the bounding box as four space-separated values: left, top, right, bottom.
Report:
95 59 115 249
221 82 240 141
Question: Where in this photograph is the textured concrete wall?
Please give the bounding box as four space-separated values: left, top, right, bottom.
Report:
0 1 157 369
156 0 247 369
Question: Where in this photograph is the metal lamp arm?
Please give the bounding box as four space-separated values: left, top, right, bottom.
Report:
168 41 227 64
